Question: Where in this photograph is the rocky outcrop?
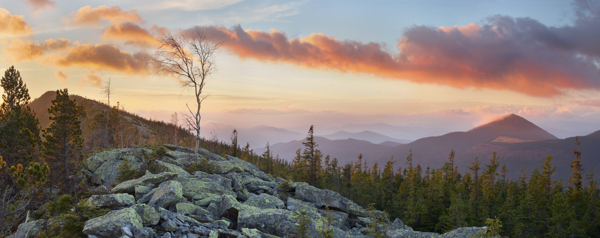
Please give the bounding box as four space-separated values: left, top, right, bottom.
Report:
12 145 491 238
88 193 135 208
8 220 43 238
82 207 143 238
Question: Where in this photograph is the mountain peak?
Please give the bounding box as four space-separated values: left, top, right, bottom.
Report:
468 114 558 141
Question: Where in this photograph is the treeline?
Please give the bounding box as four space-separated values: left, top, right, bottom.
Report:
231 125 600 237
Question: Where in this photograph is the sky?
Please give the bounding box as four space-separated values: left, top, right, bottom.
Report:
1 0 600 141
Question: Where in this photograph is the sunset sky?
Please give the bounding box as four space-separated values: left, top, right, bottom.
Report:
1 0 600 140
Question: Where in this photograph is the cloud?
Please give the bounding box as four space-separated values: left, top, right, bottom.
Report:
102 22 161 47
25 0 56 11
67 5 142 26
55 71 67 85
47 43 150 74
143 0 244 11
574 99 600 107
80 72 102 88
0 8 33 36
4 38 72 61
183 2 600 97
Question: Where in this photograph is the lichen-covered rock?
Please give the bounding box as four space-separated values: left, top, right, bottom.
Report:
176 202 203 215
194 171 233 190
88 193 135 208
295 182 368 217
148 180 184 208
8 220 43 238
131 204 160 226
287 197 317 212
92 160 123 185
244 193 285 209
440 227 488 238
175 176 236 200
82 207 143 238
193 194 222 206
135 185 152 200
137 188 157 204
238 174 277 193
111 171 178 193
209 160 244 174
318 209 349 229
237 209 299 237
391 218 412 231
386 229 440 238
155 160 191 177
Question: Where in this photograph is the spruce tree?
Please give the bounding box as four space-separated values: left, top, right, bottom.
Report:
0 66 40 167
302 125 322 185
230 129 238 157
42 89 86 194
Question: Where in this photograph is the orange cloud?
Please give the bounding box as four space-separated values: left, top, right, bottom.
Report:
102 22 161 47
4 38 72 61
55 71 67 85
47 43 149 74
0 8 33 36
68 5 142 26
184 20 600 97
80 72 102 88
26 0 55 11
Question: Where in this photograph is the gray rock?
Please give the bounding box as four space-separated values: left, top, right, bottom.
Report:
148 180 184 208
386 229 440 238
237 209 299 237
121 227 133 237
318 209 349 229
92 160 123 185
295 182 368 217
440 227 489 238
193 195 221 206
155 160 190 177
135 185 152 200
87 193 135 208
131 204 160 226
83 207 143 238
8 220 43 238
137 188 157 204
391 218 412 231
161 219 178 232
112 171 178 193
175 176 236 200
245 193 285 209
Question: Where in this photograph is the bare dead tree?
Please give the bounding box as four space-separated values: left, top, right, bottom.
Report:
153 32 220 159
102 77 113 148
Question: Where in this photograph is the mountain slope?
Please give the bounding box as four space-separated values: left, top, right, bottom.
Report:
256 136 394 165
321 130 411 144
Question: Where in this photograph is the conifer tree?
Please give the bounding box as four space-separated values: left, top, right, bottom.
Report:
568 137 584 194
0 66 40 167
42 89 86 194
302 125 322 185
230 129 238 157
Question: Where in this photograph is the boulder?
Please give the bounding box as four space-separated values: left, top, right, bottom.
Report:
244 193 285 209
209 160 244 174
137 188 157 204
82 207 143 238
175 176 236 200
237 209 299 237
193 194 222 206
8 220 43 238
194 171 232 190
318 209 349 229
386 229 440 238
287 197 317 212
176 202 203 215
92 160 123 185
111 171 178 193
135 185 153 200
440 227 488 238
391 218 412 231
295 182 368 217
131 204 160 226
148 180 184 208
155 161 190 177
87 193 135 208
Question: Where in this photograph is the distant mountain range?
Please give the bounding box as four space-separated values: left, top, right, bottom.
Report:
320 130 412 144
261 114 600 182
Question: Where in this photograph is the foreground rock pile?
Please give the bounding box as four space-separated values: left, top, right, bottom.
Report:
11 145 489 238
